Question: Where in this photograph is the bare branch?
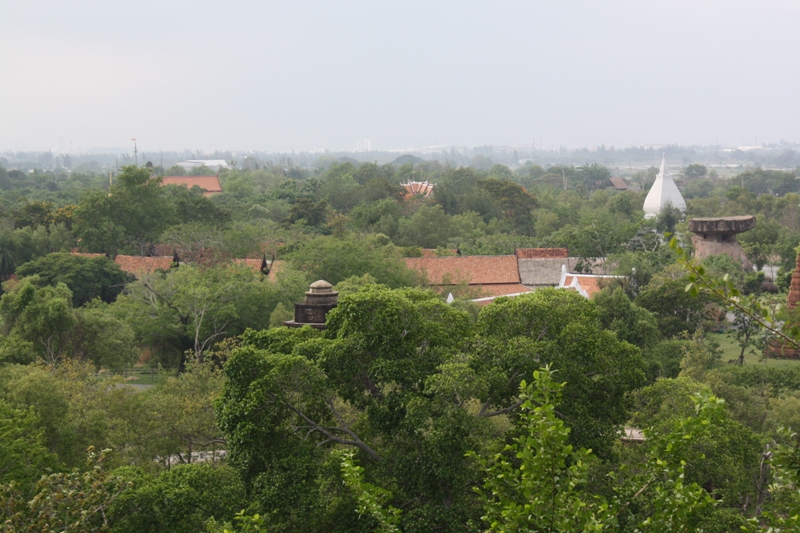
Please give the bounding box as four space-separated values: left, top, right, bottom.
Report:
179 436 227 447
285 400 382 460
478 398 525 418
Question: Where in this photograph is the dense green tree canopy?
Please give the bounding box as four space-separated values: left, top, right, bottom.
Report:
0 400 57 494
216 286 648 530
476 289 647 456
16 253 132 307
286 234 420 287
112 263 306 368
0 278 135 369
73 166 174 255
3 155 800 530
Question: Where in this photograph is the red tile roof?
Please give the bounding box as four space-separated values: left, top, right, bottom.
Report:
72 252 287 280
560 274 621 299
161 176 222 196
465 284 532 306
402 181 434 198
516 248 568 259
479 283 531 297
113 255 174 274
71 253 174 275
235 258 262 271
404 255 520 285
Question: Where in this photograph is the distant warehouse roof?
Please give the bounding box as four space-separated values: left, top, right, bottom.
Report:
176 159 229 171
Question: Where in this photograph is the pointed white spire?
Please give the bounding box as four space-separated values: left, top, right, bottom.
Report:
642 154 686 219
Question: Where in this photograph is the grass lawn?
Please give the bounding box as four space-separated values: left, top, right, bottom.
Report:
96 367 172 386
122 368 171 386
706 332 800 368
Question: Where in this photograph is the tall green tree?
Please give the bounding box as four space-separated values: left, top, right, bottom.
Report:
217 286 648 531
0 448 131 533
217 287 483 531
287 234 419 287
107 464 246 533
475 289 647 457
16 253 132 307
594 287 661 351
0 278 75 365
0 401 58 495
73 166 173 255
473 369 743 532
0 278 135 369
114 264 305 368
478 178 538 234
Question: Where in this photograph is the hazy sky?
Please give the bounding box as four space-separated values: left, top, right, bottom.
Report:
1 1 798 152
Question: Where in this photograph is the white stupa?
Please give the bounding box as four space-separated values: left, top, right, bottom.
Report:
643 155 686 219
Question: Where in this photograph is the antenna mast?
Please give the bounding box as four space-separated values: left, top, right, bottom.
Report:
132 138 138 166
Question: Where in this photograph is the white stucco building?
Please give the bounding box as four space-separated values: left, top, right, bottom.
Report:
643 155 686 219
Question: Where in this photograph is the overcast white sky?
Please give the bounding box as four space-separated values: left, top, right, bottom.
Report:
1 0 798 152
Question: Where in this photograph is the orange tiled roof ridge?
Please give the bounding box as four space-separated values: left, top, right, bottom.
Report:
160 175 222 195
516 248 569 259
404 255 520 285
70 252 282 279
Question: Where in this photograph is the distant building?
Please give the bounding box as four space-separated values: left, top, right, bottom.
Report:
402 181 434 198
557 265 625 299
516 248 571 289
404 255 530 299
70 252 280 280
609 177 628 191
643 155 686 219
356 139 372 152
176 160 229 172
161 175 222 197
405 248 625 304
71 253 173 275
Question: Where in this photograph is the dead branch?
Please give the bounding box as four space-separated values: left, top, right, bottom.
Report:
478 398 525 418
286 400 382 460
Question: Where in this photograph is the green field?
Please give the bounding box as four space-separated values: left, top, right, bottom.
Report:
96 367 172 387
706 332 800 368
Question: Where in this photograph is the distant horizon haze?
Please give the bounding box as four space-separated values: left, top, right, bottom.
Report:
2 1 798 152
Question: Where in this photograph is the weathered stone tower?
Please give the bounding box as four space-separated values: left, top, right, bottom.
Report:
688 216 756 270
788 253 800 310
767 253 800 358
284 280 339 330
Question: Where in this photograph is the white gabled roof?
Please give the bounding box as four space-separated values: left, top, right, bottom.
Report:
643 155 686 219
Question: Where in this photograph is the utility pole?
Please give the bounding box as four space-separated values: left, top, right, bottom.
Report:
132 138 138 166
